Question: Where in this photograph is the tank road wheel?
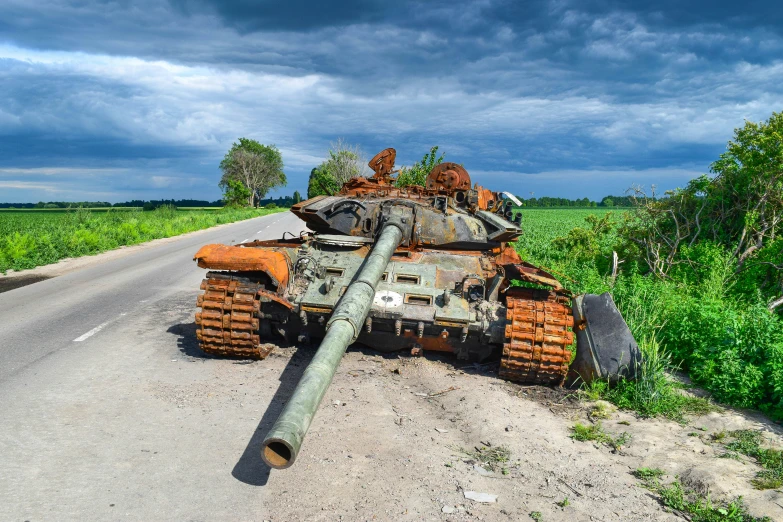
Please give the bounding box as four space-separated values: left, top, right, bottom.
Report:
195 272 274 359
499 288 574 385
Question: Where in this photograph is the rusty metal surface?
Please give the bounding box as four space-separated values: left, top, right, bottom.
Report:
195 273 274 359
425 163 471 192
499 288 574 385
368 147 396 180
193 244 290 290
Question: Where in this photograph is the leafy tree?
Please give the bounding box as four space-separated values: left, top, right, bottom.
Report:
324 138 367 185
222 179 252 208
219 138 286 207
621 111 783 310
307 165 340 198
293 190 303 204
306 139 368 198
396 146 444 188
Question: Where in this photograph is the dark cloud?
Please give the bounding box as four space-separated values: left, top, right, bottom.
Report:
0 0 781 202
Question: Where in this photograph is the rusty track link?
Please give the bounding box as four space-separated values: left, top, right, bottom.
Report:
195 272 274 359
499 288 574 385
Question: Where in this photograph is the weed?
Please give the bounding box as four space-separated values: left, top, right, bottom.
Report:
634 467 665 481
689 432 700 437
712 431 727 442
571 422 631 450
718 451 742 461
723 430 783 490
632 471 770 522
459 444 511 472
556 497 570 508
590 402 612 419
655 479 769 521
618 420 631 426
581 336 716 423
529 511 543 521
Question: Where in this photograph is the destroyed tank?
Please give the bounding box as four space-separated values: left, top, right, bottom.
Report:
193 148 639 469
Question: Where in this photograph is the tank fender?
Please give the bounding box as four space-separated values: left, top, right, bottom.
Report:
193 244 290 290
495 245 564 291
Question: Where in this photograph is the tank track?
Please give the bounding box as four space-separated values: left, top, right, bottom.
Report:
499 288 574 385
195 272 274 359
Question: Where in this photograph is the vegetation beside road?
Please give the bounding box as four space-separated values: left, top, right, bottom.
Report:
0 206 284 273
516 112 783 422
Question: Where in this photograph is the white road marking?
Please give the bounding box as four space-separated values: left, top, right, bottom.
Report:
73 323 108 342
241 238 251 243
73 313 127 342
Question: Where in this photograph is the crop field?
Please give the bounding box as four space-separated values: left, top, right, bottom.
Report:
515 208 622 263
0 206 284 273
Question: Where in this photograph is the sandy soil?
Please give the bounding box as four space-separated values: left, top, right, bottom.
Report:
218 343 783 521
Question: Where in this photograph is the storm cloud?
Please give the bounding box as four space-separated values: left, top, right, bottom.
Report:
0 0 781 202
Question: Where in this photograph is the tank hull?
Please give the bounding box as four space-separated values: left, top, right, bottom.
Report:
196 234 576 384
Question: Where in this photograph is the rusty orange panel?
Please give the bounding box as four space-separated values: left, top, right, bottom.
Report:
193 244 290 289
402 330 457 353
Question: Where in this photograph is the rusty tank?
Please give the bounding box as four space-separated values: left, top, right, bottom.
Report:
192 148 639 469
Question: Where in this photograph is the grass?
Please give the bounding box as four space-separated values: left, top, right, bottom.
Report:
721 430 783 490
570 422 631 450
0 206 285 273
580 337 716 423
634 467 666 482
632 468 770 521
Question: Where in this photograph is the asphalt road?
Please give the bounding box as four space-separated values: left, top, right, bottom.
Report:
0 211 308 520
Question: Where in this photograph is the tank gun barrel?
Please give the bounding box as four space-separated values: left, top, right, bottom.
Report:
261 220 405 469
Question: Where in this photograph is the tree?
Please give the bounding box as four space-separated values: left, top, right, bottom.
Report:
306 139 369 198
219 138 286 207
307 165 340 198
396 146 445 188
293 191 303 204
620 111 783 309
222 179 252 208
325 138 368 185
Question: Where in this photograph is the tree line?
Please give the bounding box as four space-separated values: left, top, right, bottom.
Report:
518 195 635 208
1 195 303 210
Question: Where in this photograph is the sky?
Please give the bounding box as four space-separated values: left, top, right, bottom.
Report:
0 0 782 203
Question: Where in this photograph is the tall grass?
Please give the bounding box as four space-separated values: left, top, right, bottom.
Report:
0 206 284 273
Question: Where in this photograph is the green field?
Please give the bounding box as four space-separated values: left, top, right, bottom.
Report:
0 206 284 273
0 207 223 212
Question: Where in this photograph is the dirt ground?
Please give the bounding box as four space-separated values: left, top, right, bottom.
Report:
210 342 783 521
